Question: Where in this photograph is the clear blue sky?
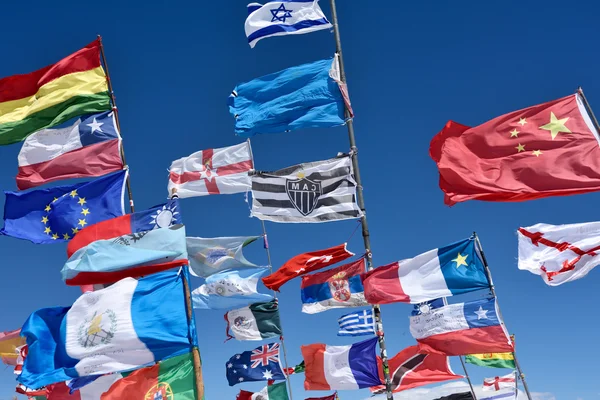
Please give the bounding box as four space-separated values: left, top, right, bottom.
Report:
0 1 596 399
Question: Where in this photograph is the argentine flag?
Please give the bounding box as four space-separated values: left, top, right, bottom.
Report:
245 1 332 48
18 269 194 389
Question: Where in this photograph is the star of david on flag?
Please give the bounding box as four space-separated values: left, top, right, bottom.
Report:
226 342 286 386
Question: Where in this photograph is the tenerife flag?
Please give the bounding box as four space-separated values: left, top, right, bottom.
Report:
362 237 490 304
18 269 194 389
245 1 332 48
1 170 127 244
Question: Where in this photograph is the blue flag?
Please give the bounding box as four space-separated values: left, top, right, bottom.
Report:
191 267 273 310
226 342 286 386
337 309 376 337
1 170 127 244
228 58 346 137
411 298 445 316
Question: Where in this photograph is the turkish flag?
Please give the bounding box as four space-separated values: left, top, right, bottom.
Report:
370 345 462 394
430 93 600 205
262 243 354 291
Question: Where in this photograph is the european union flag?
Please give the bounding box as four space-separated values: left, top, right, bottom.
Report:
1 170 127 244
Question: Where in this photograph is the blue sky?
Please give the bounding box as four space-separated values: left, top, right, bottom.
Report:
0 1 597 399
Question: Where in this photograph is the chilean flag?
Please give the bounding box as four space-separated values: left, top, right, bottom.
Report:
301 337 381 391
17 111 123 190
409 298 514 356
362 237 490 304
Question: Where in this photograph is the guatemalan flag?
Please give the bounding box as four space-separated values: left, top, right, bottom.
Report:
362 237 490 304
16 111 123 190
18 269 194 389
409 298 513 356
245 1 332 48
301 337 381 390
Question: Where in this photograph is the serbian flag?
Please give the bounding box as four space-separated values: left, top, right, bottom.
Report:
262 243 354 291
16 111 123 190
362 238 490 304
370 345 462 394
409 298 513 356
302 337 380 390
0 329 25 366
430 92 600 205
67 199 181 257
168 142 253 198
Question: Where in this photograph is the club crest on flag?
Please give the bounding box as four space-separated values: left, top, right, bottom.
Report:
328 270 352 302
250 343 280 368
144 382 173 400
286 173 322 216
77 310 117 348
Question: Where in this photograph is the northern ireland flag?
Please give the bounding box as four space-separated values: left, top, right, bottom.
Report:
16 111 123 190
409 298 513 356
168 142 253 198
302 337 380 391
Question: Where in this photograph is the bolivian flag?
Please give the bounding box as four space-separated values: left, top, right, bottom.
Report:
0 39 111 145
465 352 515 369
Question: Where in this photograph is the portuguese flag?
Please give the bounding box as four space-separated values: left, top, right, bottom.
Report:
100 353 196 399
465 352 515 369
0 39 111 146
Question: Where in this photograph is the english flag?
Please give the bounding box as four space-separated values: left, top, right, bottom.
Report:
518 221 600 285
430 93 600 205
168 142 253 198
262 243 354 291
482 372 516 392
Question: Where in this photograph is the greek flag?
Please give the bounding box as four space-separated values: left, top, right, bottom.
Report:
337 309 375 337
245 1 332 48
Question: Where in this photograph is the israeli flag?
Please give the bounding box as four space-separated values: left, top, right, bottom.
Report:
245 1 332 48
337 309 376 337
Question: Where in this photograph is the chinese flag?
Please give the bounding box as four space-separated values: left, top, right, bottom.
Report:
430 93 600 205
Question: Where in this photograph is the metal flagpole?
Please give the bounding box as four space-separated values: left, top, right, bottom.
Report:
181 268 206 400
247 139 294 400
459 356 478 400
577 87 600 133
97 35 135 213
473 233 533 400
328 1 394 398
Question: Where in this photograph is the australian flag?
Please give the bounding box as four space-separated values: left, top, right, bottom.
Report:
226 343 286 386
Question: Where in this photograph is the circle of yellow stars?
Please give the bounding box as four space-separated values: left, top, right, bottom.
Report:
509 112 571 157
41 189 91 240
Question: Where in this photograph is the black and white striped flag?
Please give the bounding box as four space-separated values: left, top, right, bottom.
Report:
251 155 363 223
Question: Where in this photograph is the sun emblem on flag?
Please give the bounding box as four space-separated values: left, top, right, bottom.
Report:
144 382 173 400
41 190 91 240
149 201 180 229
77 310 117 348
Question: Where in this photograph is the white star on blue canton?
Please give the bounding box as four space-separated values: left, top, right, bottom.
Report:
474 306 489 320
86 117 104 134
243 364 248 369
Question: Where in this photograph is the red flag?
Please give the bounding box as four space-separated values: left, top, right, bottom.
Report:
262 243 354 291
430 93 600 205
370 345 462 394
305 394 337 400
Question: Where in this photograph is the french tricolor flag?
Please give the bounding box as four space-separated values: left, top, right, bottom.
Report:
301 337 381 391
362 237 490 304
409 297 514 356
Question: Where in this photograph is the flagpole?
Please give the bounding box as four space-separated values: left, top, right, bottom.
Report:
97 35 135 213
459 356 478 400
182 265 206 400
328 2 394 399
473 233 533 400
577 87 600 133
247 139 295 400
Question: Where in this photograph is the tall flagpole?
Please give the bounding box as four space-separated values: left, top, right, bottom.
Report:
97 35 135 213
577 87 600 133
328 2 394 398
247 139 294 400
473 233 533 400
181 268 206 400
459 356 478 400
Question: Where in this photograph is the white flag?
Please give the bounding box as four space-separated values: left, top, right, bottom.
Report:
482 372 516 392
518 221 600 285
168 142 253 198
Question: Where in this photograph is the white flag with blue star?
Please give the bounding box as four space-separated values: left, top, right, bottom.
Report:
245 1 332 48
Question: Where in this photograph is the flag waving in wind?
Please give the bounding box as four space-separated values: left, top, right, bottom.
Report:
226 343 286 386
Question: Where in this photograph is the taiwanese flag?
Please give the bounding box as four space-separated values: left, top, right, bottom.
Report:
430 92 600 205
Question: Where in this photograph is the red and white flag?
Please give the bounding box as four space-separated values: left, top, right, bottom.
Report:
482 372 516 391
262 243 354 291
168 142 253 198
518 221 600 285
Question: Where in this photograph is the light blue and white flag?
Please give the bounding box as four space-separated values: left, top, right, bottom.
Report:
192 267 273 310
245 1 332 48
18 269 193 389
337 309 375 337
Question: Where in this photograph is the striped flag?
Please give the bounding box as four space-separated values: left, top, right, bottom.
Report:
337 309 375 337
482 372 517 392
251 155 362 223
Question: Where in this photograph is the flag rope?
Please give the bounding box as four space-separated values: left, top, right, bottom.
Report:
328 1 394 399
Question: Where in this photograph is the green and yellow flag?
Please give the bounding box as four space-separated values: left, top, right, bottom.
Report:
465 352 515 369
